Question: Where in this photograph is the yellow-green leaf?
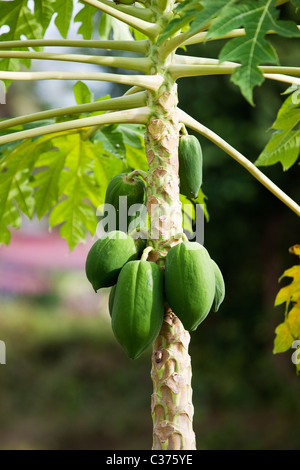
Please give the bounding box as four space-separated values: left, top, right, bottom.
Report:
273 322 294 354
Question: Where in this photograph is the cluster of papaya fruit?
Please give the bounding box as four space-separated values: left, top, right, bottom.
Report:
85 134 225 359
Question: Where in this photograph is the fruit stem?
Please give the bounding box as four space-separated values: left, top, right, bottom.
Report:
141 246 154 261
126 169 148 182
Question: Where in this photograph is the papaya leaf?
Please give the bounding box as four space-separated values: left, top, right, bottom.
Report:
274 322 294 353
187 0 230 38
130 27 148 41
157 0 230 46
34 0 56 35
180 189 209 239
110 17 133 41
180 193 194 234
0 139 51 244
207 0 300 104
75 1 98 40
48 134 100 249
47 133 127 249
124 143 148 172
117 124 145 147
99 12 112 40
274 246 300 373
92 150 127 203
194 188 209 222
288 302 300 338
33 145 69 219
93 126 125 158
0 0 44 79
73 81 94 105
0 0 43 42
255 87 300 170
157 0 203 45
115 124 148 172
54 0 74 39
289 245 300 256
99 12 133 41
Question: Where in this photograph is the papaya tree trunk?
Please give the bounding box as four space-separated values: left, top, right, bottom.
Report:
144 0 197 450
151 308 196 450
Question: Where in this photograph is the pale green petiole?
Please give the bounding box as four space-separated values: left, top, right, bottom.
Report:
124 86 145 95
80 0 160 39
181 26 300 47
95 0 154 22
178 108 300 218
0 107 150 146
170 64 300 80
0 71 164 91
173 57 300 85
0 39 148 54
162 22 300 55
0 92 147 132
0 51 151 73
264 74 300 86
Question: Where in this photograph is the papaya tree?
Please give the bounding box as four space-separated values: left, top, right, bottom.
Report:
0 0 300 450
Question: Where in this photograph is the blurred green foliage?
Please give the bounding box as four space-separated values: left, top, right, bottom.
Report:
0 291 300 450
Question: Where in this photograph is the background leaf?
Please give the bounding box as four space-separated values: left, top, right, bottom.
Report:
73 81 94 105
75 1 97 40
207 0 300 104
98 13 133 41
255 87 300 170
54 0 74 39
0 139 51 244
0 0 44 78
274 246 300 374
34 0 56 34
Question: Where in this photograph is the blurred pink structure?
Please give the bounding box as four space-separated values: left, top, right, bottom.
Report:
0 232 93 295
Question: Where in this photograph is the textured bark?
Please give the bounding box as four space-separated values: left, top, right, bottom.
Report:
144 0 196 449
151 308 196 450
145 81 182 261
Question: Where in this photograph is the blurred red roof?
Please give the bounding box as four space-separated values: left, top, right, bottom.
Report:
0 232 92 270
0 232 94 295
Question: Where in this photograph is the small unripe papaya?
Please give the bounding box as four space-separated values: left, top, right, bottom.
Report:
103 172 146 233
85 231 138 292
179 135 203 199
111 260 164 359
211 260 225 312
165 241 215 331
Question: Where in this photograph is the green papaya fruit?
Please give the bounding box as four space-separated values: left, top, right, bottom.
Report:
165 241 215 331
114 0 135 4
211 260 225 312
179 135 203 199
108 285 117 317
103 172 146 233
85 231 138 292
111 260 164 359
